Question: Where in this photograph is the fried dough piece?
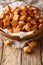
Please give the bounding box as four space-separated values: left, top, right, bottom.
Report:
30 6 36 11
26 17 32 22
12 7 21 12
13 27 21 33
27 6 30 9
4 40 12 45
19 21 25 25
30 20 36 25
13 14 19 22
21 25 26 31
9 13 13 19
28 11 34 17
25 23 31 32
19 15 27 21
31 25 38 30
11 21 18 27
20 11 27 15
39 18 43 23
4 15 10 21
4 6 11 14
20 6 28 11
28 41 37 48
17 24 22 28
13 11 19 15
23 46 32 53
0 14 4 19
39 23 43 29
34 14 40 19
3 20 10 27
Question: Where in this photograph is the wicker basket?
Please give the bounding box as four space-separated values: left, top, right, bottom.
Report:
0 29 43 40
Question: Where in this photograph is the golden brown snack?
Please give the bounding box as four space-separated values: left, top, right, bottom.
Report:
12 7 21 13
20 6 28 11
29 41 37 48
26 17 32 22
13 14 19 22
28 11 34 17
3 20 10 27
21 25 26 31
9 13 14 19
30 20 36 25
17 24 23 28
25 23 31 31
11 21 18 27
39 18 43 23
4 15 10 21
30 6 37 11
33 10 38 14
4 6 11 14
27 6 30 9
20 11 27 15
19 21 25 25
23 46 32 53
39 23 43 29
13 27 21 33
13 11 19 15
0 14 4 19
31 25 38 30
19 15 27 21
34 14 40 19
4 40 12 45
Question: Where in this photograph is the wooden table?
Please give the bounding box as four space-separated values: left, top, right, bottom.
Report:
0 38 43 65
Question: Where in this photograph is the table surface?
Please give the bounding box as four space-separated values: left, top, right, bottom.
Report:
0 38 43 65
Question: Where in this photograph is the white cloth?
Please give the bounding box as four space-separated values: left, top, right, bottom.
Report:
23 0 43 10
